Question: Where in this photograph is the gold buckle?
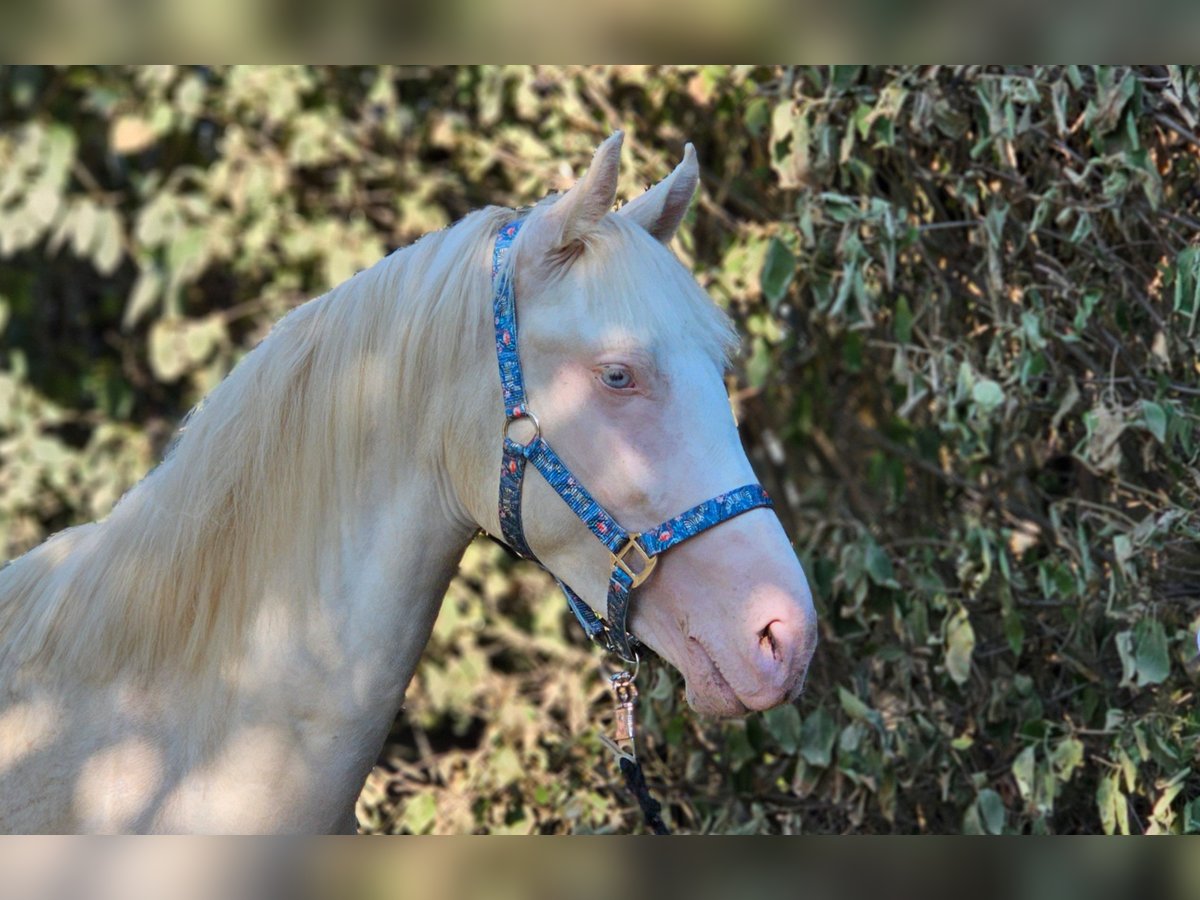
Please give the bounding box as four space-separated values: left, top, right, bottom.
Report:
612 534 657 589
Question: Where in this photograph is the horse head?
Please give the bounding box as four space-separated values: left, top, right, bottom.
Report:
459 133 818 716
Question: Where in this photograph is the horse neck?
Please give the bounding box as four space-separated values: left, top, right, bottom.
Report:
227 458 473 734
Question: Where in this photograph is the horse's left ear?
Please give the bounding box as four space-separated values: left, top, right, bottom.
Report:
618 143 699 244
535 131 623 252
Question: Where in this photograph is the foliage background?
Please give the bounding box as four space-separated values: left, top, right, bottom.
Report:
1 65 1199 834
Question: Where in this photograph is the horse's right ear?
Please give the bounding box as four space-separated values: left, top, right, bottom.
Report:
617 143 699 244
525 132 623 256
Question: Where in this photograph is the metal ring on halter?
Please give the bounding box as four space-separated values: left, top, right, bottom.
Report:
502 409 541 447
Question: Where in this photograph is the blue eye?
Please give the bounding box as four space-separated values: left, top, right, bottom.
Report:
600 365 634 390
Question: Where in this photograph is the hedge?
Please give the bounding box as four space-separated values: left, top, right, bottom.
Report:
1 66 1198 833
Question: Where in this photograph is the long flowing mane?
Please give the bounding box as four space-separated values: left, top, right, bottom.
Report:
0 206 510 683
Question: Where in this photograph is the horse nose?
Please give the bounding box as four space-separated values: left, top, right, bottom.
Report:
746 596 817 709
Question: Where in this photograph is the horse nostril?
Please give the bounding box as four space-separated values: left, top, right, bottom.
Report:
758 621 781 661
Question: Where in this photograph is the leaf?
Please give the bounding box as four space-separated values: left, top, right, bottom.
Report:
1002 600 1025 658
971 379 1005 413
760 236 795 309
945 607 976 686
1140 400 1167 444
769 103 808 189
400 792 437 834
763 704 802 754
865 541 898 588
148 316 227 383
830 66 862 91
837 686 872 723
1051 737 1085 782
798 707 837 767
1020 311 1047 350
893 294 913 344
124 267 163 330
1082 405 1127 472
1097 773 1118 834
70 200 99 257
1012 746 1037 802
1096 772 1130 835
1185 797 1200 834
744 97 770 136
1115 629 1138 687
93 208 124 275
725 722 758 771
977 788 1006 835
1133 618 1170 686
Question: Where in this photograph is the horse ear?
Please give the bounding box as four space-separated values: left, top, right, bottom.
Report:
537 131 623 251
618 143 699 244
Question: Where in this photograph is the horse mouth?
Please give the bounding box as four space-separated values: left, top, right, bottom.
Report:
683 635 750 717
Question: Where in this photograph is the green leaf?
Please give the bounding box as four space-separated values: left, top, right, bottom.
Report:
1185 797 1200 834
148 315 227 383
744 97 770 136
760 236 796 309
124 268 163 330
864 540 898 588
93 207 124 275
798 707 837 767
830 66 862 91
977 788 1006 835
1140 400 1167 444
1002 600 1025 658
838 686 872 722
401 792 437 834
1051 737 1085 782
1096 773 1117 834
763 704 802 754
1096 772 1130 835
971 379 1005 413
725 722 759 771
1115 629 1137 686
945 607 976 686
1012 746 1037 802
893 294 913 344
1133 618 1170 686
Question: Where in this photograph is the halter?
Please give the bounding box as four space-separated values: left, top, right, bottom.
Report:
490 218 773 663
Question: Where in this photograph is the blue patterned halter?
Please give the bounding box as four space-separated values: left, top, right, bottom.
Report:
491 218 774 662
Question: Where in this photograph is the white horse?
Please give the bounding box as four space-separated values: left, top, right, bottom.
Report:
0 133 816 833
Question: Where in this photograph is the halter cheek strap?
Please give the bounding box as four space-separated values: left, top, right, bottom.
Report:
491 219 773 662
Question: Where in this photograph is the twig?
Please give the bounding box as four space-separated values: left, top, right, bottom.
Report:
1153 112 1200 152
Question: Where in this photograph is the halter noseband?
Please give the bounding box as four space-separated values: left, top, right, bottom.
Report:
491 218 773 662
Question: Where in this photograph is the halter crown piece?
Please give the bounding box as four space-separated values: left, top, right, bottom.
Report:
491 219 774 663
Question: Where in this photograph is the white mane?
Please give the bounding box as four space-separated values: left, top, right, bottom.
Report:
0 206 510 682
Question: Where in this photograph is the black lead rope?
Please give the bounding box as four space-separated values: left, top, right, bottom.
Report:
618 755 671 835
605 669 672 834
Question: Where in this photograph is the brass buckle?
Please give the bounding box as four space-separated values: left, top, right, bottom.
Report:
611 534 657 589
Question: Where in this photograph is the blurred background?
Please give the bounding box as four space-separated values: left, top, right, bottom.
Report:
0 65 1198 834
